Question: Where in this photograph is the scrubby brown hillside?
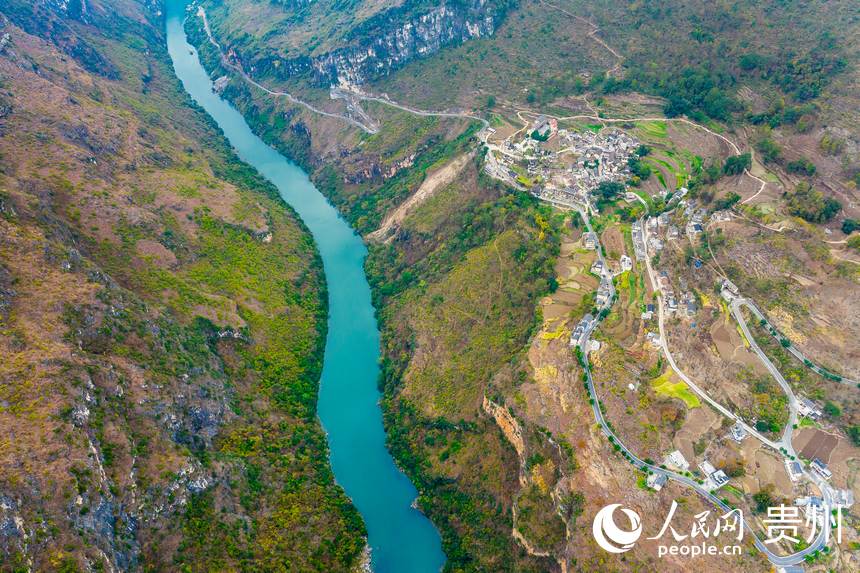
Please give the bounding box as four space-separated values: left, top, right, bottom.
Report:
0 1 364 571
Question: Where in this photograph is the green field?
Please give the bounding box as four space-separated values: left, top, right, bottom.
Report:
651 371 701 408
637 120 668 139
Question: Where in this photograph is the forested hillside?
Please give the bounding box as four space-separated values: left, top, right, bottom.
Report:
185 0 860 570
0 2 364 571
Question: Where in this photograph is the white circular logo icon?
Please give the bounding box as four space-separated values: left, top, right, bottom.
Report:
592 503 643 553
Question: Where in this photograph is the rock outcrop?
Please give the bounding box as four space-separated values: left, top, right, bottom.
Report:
240 0 512 86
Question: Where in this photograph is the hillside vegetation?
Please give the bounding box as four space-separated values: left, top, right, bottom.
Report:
178 0 860 570
0 1 364 571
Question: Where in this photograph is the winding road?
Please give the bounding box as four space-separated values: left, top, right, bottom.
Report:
733 298 858 386
196 6 380 133
190 5 845 565
576 211 831 567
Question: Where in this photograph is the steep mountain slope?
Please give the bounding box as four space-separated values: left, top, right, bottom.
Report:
21 0 854 571
183 0 860 569
203 0 515 86
0 1 364 571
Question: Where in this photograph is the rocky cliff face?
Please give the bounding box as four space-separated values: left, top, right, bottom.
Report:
246 0 511 86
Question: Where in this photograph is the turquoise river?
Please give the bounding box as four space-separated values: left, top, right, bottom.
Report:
166 1 446 571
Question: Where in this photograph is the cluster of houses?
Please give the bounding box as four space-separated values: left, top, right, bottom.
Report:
645 215 666 254
569 313 595 349
631 220 647 261
654 269 698 319
560 128 639 191
648 449 731 492
794 489 854 525
487 125 642 211
636 194 712 254
682 199 708 239
584 246 615 308
596 279 613 307
640 201 697 259
784 456 838 484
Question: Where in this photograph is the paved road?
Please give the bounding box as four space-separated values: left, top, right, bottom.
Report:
731 298 799 448
639 224 787 451
576 214 829 567
332 87 489 129
197 7 380 133
734 298 858 386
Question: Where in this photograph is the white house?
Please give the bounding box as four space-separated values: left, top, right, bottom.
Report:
665 450 690 472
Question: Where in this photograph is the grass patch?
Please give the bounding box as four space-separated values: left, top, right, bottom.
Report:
637 120 668 139
651 371 701 408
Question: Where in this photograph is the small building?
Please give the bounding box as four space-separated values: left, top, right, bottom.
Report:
699 460 718 476
685 298 697 318
711 209 731 222
665 450 690 472
532 116 552 138
811 458 832 480
721 279 739 296
699 460 730 490
620 255 633 272
633 239 646 261
720 280 740 301
647 473 668 491
591 259 605 276
584 232 598 250
794 496 824 514
709 470 729 489
666 295 678 313
729 422 747 443
686 222 704 237
797 397 822 420
834 489 854 508
648 236 664 253
785 460 803 482
596 285 612 306
570 313 595 348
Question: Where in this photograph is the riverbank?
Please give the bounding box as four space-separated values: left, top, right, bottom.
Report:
167 2 446 571
180 6 570 569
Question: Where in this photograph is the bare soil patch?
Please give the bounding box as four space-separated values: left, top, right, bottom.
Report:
797 427 839 462
370 151 474 241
